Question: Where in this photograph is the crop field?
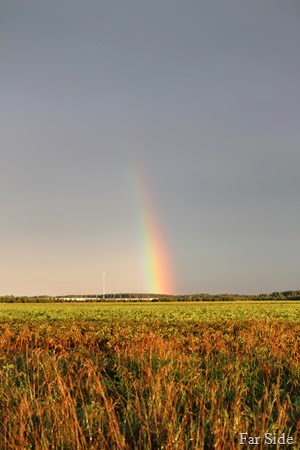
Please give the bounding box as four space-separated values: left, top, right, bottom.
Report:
0 302 299 449
1 301 300 322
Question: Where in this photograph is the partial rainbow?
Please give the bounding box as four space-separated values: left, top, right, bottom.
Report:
132 171 174 295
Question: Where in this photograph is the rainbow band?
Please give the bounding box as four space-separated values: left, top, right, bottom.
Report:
134 172 173 295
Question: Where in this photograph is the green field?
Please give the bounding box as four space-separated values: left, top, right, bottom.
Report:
1 300 300 322
0 302 299 449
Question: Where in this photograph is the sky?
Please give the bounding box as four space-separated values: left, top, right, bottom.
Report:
1 0 300 296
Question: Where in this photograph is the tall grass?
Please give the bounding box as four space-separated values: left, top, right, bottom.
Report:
0 319 299 449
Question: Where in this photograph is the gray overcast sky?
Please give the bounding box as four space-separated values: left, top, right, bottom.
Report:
1 0 299 295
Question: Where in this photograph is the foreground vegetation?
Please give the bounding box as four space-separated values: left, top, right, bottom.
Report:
0 303 299 449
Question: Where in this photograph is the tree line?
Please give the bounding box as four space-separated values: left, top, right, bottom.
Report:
0 291 300 303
